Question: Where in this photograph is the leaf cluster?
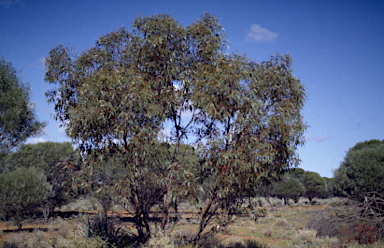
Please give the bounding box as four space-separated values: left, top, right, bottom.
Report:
0 57 46 159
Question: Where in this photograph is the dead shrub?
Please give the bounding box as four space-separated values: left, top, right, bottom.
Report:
263 228 273 237
305 206 357 238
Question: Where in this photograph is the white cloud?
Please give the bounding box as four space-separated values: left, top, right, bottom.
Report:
0 0 24 9
29 57 45 69
26 137 47 144
246 24 278 43
303 134 327 142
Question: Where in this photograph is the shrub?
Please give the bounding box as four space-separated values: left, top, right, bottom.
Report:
2 231 48 248
72 236 109 248
0 167 52 229
339 223 377 245
228 236 246 247
305 207 357 238
78 213 134 247
143 228 175 248
294 229 317 243
275 218 288 226
263 228 273 237
173 229 195 246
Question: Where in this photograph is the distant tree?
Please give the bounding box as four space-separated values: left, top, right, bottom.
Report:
303 171 326 204
255 178 277 217
45 13 306 243
287 168 305 183
0 167 52 230
0 57 46 160
4 142 78 218
272 174 305 203
319 177 333 198
333 139 384 199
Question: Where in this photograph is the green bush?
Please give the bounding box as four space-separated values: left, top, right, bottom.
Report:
333 140 384 198
0 167 52 229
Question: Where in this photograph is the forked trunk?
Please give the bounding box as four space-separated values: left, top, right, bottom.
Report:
192 193 217 243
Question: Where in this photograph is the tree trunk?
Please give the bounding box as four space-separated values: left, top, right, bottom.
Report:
192 193 217 243
265 197 276 217
43 204 50 223
132 193 148 242
161 186 170 229
132 149 150 242
282 197 285 212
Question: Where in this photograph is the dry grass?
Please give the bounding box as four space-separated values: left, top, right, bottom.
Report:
2 197 384 247
275 218 288 227
144 228 175 248
293 229 317 243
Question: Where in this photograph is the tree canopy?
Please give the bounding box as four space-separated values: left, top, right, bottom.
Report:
303 171 325 204
333 139 384 199
3 142 79 216
0 57 46 159
45 13 306 242
0 167 52 229
272 174 305 203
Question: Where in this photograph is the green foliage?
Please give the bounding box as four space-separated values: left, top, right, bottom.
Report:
45 13 306 242
303 171 325 204
0 167 52 229
3 142 79 215
333 139 384 199
0 57 46 160
272 174 305 203
287 168 305 182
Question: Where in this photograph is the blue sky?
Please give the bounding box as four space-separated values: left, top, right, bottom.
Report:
1 0 383 177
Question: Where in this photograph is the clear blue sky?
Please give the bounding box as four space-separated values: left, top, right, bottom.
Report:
1 0 383 177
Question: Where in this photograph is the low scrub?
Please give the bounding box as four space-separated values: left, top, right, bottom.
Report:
293 229 317 243
144 229 175 248
275 218 288 227
305 206 357 238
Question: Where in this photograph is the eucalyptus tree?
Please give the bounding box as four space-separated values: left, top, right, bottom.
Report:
45 13 306 242
0 57 46 160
